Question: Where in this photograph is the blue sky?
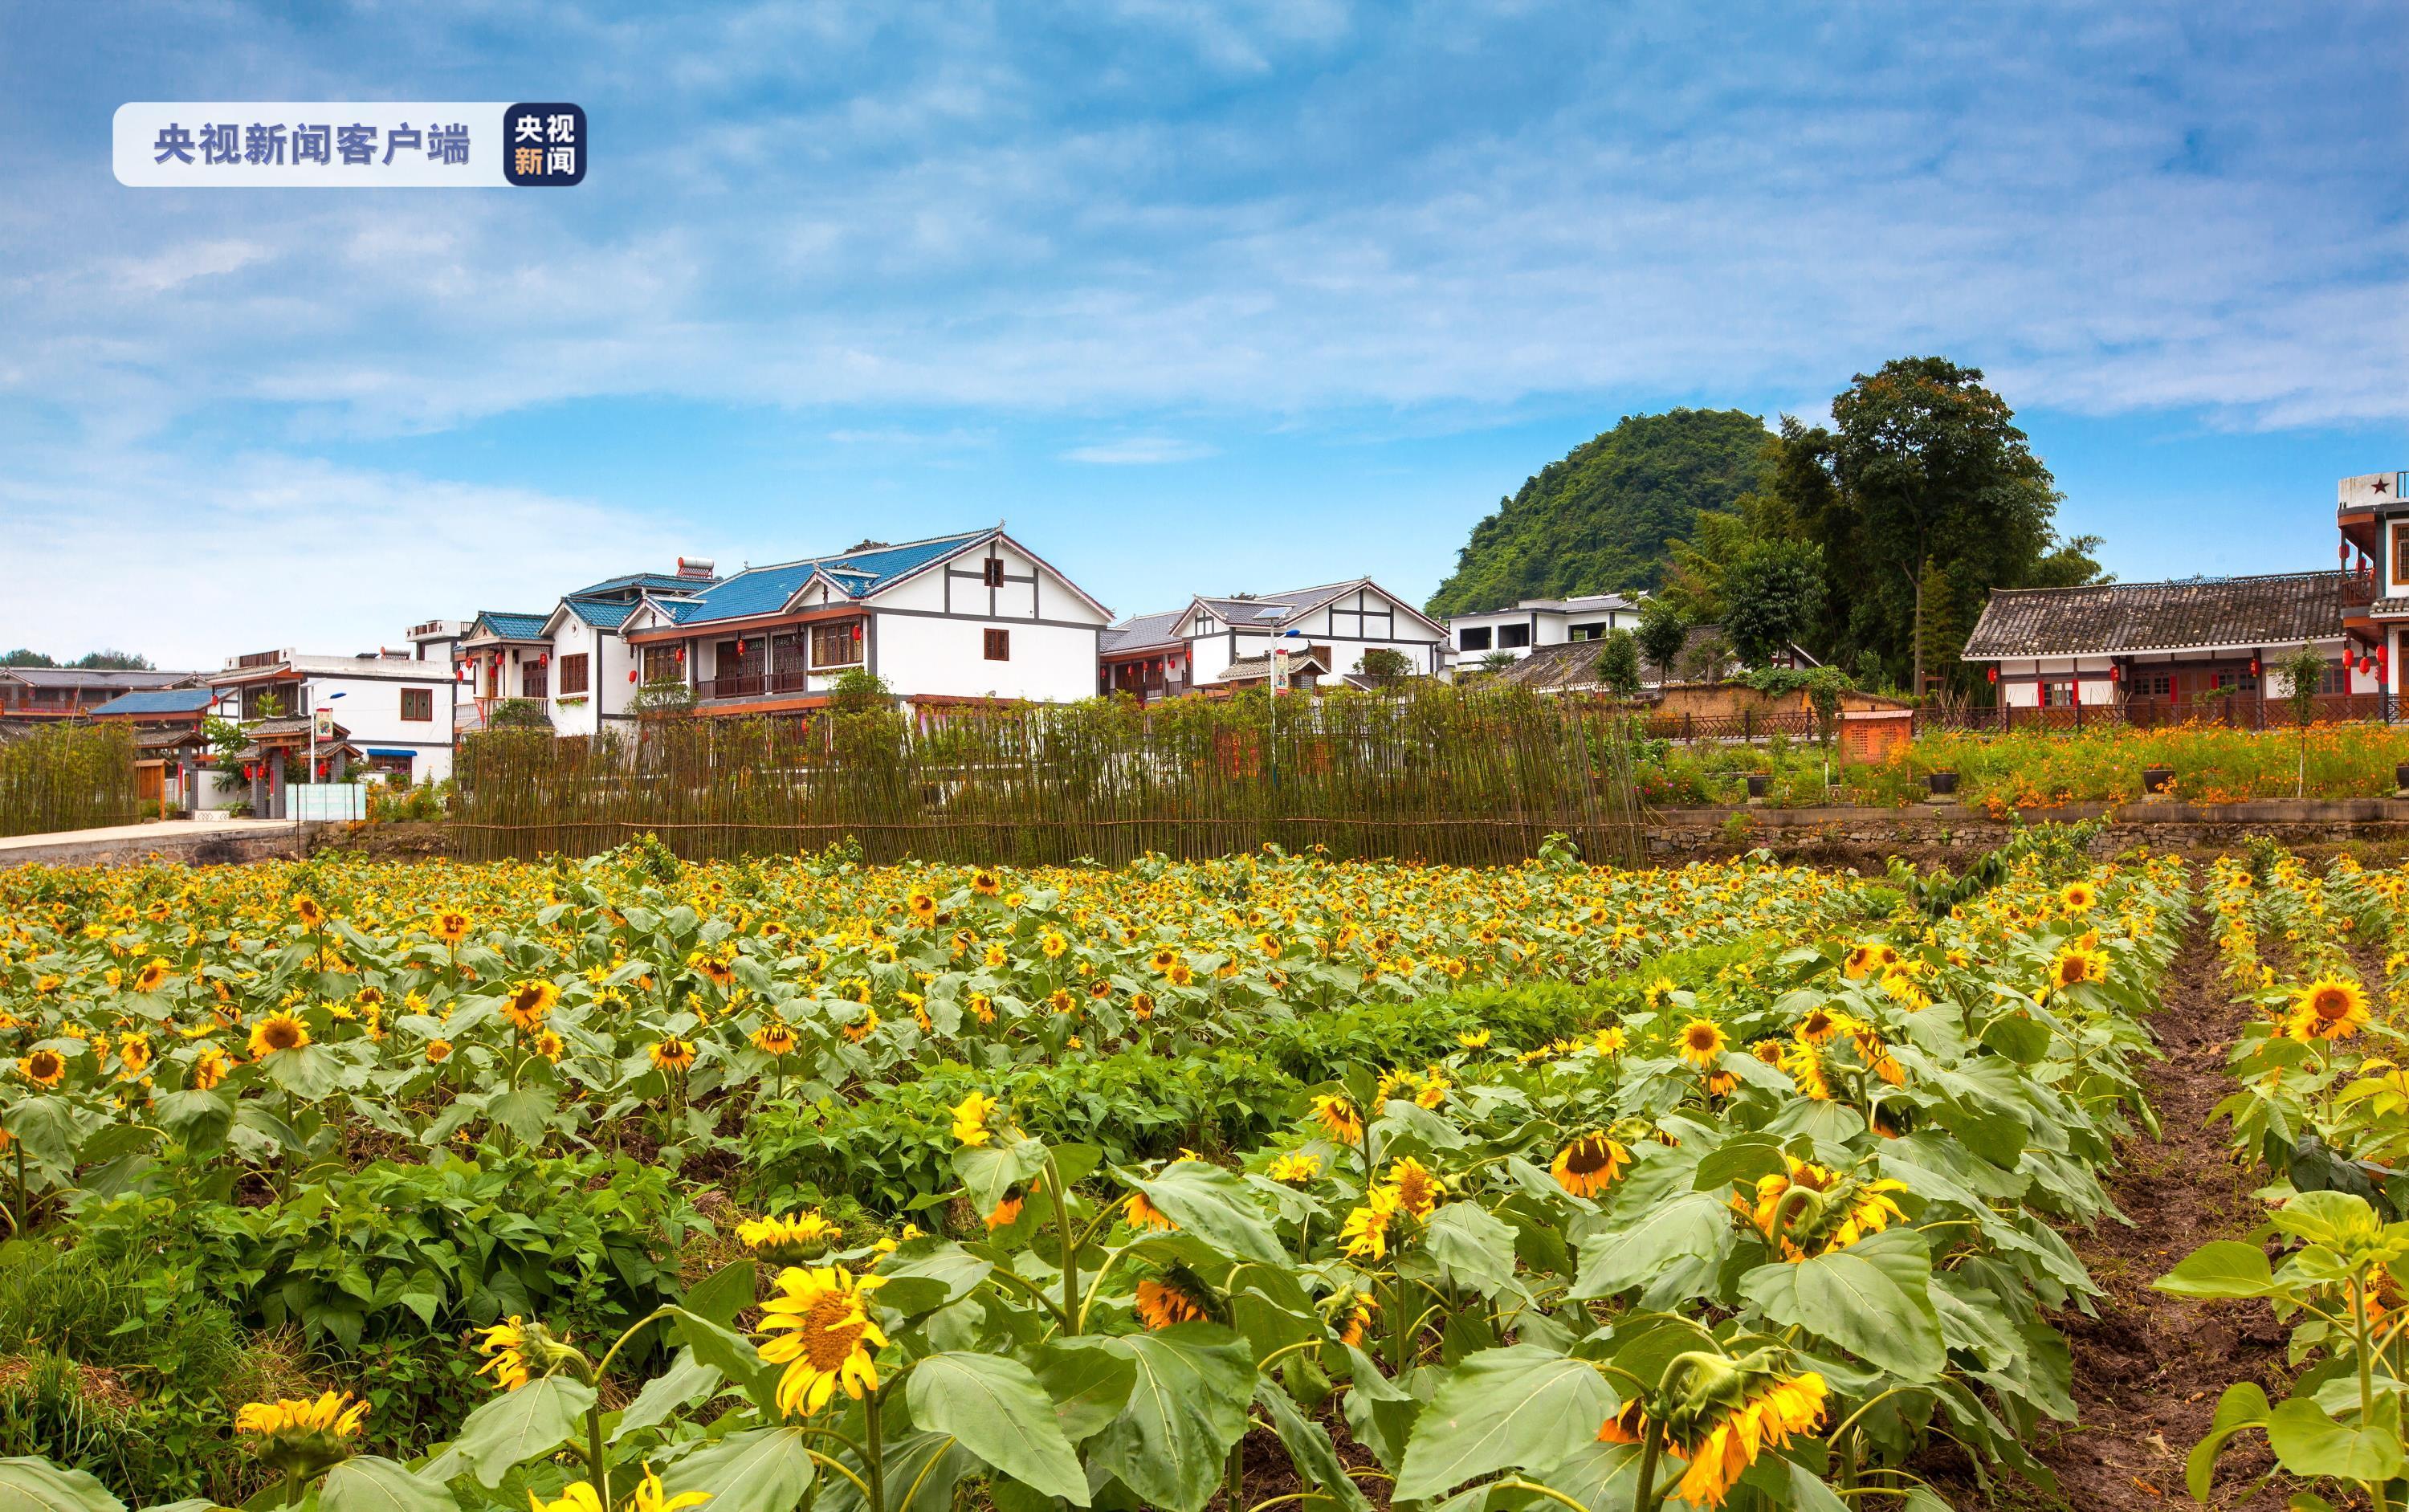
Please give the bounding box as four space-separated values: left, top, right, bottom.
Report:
2 1 2403 668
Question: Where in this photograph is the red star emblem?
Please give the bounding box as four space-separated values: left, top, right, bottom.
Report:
2376 477 2391 495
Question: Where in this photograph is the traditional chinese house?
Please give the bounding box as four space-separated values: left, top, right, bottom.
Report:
1960 570 2375 715
0 667 203 720
1099 580 1445 703
613 528 1112 719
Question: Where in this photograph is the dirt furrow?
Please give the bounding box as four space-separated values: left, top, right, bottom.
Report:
2030 909 2290 1510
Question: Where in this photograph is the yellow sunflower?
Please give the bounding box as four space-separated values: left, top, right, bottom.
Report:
1551 1133 1630 1197
756 1266 888 1417
2289 976 2370 1042
1133 1276 1209 1330
1388 1156 1441 1220
1310 1093 1363 1143
502 980 560 1032
248 1012 311 1058
952 1090 999 1147
475 1317 532 1392
1672 1372 1828 1507
18 1049 64 1088
737 1209 842 1264
1677 1019 1727 1067
1337 1187 1400 1261
650 1037 697 1074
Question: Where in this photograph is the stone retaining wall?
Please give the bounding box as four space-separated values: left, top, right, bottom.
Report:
1648 798 2409 858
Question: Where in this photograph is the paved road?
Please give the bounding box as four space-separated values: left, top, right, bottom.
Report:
0 817 312 868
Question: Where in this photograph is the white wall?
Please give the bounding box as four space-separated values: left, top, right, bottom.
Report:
303 672 454 781
874 613 1098 702
1989 642 2374 709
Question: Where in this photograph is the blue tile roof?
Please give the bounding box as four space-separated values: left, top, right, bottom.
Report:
565 571 715 599
666 532 988 627
474 611 552 640
88 689 216 716
562 597 638 628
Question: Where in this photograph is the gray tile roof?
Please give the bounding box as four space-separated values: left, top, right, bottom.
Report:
1100 610 1184 656
1962 572 2345 658
2 667 200 689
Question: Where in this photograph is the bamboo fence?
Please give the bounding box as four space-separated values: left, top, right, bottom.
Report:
447 687 1647 867
0 723 142 838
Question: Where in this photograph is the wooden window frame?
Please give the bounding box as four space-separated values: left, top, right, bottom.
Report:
521 661 548 700
557 654 589 695
642 646 683 686
2396 524 2409 586
983 556 1005 589
810 620 865 670
399 687 434 722
984 627 1010 662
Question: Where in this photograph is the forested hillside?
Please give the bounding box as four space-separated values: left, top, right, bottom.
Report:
1424 408 1774 616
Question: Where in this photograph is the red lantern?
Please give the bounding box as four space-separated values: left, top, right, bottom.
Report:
1985 666 1997 685
539 652 550 666
2109 662 2121 683
628 669 638 683
2249 656 2262 677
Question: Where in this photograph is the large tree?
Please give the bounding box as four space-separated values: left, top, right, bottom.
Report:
1721 540 1826 670
1808 357 2073 691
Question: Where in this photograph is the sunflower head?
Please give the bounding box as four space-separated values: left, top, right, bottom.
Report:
1387 1156 1442 1220
1310 1093 1363 1143
18 1049 64 1088
1123 1189 1178 1233
2290 976 2371 1042
249 1012 311 1058
234 1390 368 1478
1133 1271 1213 1331
1677 1019 1728 1068
757 1265 889 1418
737 1209 843 1264
1551 1132 1631 1198
650 1037 697 1074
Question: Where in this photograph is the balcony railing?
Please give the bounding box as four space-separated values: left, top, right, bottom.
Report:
699 669 829 701
2345 566 2378 607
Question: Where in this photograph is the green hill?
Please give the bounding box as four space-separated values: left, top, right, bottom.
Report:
1425 408 1776 617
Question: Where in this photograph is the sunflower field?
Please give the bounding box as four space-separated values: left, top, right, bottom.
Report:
2158 847 2409 1509
0 833 2189 1512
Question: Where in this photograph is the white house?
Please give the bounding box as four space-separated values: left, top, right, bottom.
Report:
1445 593 1643 668
207 646 463 781
528 562 723 738
608 528 1113 718
1099 580 1446 702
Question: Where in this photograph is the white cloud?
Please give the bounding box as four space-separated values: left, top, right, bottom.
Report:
1061 435 1220 463
0 452 685 670
1 2 2403 452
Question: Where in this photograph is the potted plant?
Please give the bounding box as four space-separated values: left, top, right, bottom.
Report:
2142 765 2175 794
1745 772 1771 800
1924 770 1957 797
